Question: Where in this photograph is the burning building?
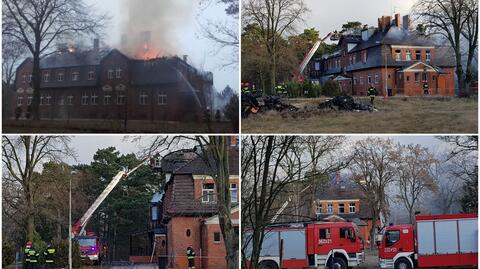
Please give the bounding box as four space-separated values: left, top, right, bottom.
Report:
12 39 213 122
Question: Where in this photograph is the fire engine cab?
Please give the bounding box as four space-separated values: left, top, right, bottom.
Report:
378 214 478 269
248 222 364 269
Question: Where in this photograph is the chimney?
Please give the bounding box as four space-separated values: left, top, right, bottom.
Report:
395 13 401 28
403 15 411 31
378 16 391 32
183 55 188 62
335 171 341 185
93 38 99 52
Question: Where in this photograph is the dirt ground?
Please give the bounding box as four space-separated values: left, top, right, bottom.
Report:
242 96 478 133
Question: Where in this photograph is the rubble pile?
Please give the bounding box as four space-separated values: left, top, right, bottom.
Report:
262 95 299 112
318 96 376 112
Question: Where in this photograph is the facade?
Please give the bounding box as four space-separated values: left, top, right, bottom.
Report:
13 44 213 121
313 174 376 248
310 14 456 96
159 138 239 269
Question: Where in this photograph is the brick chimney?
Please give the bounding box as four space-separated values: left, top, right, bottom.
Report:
377 16 392 32
403 15 411 31
395 14 401 28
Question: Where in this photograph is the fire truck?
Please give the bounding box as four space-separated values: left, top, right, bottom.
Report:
247 222 364 269
378 214 478 269
71 155 155 264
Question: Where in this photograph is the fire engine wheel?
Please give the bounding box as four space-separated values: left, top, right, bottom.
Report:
258 260 278 269
329 257 347 269
394 258 412 269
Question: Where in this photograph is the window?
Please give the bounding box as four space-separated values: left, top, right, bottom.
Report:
108 69 114 79
104 94 111 105
186 229 191 237
91 93 98 105
202 183 215 203
432 75 436 81
40 95 44 105
71 71 79 81
375 74 379 84
43 72 50 82
230 183 238 203
340 227 354 241
139 91 148 105
28 74 32 83
319 228 331 240
88 71 95 80
17 97 23 106
360 77 364 85
115 68 122 78
339 203 345 213
58 96 65 106
158 94 167 105
45 95 52 105
352 54 356 63
213 232 221 242
57 72 64 81
151 206 158 221
117 93 125 105
327 203 333 213
426 50 431 61
367 76 372 84
153 158 161 168
353 77 357 85
385 230 400 247
67 96 74 105
363 51 367 63
27 96 32 106
316 204 323 215
406 75 410 81
395 50 401 61
406 50 412 60
349 55 353 65
349 203 356 213
81 93 89 105
314 62 320 70
23 74 27 83
415 50 421 60
415 72 420 82
422 73 428 82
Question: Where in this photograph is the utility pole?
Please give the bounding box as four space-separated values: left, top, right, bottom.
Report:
69 175 72 269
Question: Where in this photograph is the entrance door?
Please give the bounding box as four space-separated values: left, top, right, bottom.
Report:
437 76 446 95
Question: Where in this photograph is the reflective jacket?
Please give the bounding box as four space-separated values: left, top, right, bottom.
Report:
423 83 429 89
186 248 196 260
24 246 31 262
44 246 56 263
27 249 39 263
368 87 376 96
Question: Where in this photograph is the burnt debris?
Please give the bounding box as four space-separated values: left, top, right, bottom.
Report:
318 96 376 112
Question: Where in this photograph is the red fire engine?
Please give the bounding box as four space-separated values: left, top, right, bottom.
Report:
247 222 364 269
378 214 478 269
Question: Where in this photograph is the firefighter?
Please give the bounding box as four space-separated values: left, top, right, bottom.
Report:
241 82 250 94
367 84 376 105
24 241 33 269
186 245 196 269
423 82 429 95
43 244 56 269
27 246 39 269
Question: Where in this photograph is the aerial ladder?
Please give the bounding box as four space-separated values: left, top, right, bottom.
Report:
270 185 311 223
291 31 341 82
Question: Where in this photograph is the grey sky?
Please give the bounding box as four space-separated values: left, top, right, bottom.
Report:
302 0 416 37
68 135 449 165
85 0 238 93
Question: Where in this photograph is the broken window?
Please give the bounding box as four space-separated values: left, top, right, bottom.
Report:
339 203 345 213
81 93 89 105
67 96 74 105
319 228 331 239
395 50 401 61
157 94 167 105
104 94 111 105
17 97 23 106
88 71 95 80
91 93 98 105
406 50 412 60
349 203 356 213
426 50 431 61
108 69 114 79
214 232 221 242
139 92 148 105
230 183 238 203
71 71 80 81
202 183 215 203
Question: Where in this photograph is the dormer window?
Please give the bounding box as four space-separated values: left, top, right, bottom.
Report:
339 203 345 213
316 203 323 215
327 203 333 213
349 203 356 213
426 50 431 61
415 50 421 60
43 72 50 82
395 50 401 61
71 71 79 81
88 71 95 80
406 50 412 61
202 183 215 203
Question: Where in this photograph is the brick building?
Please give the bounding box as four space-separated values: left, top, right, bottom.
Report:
310 14 456 96
158 139 239 269
313 174 377 248
12 42 213 121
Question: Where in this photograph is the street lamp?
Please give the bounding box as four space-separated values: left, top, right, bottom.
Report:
70 170 78 269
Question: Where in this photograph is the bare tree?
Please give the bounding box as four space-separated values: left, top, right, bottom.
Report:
2 136 75 240
2 36 26 89
395 144 438 224
242 0 309 94
413 0 478 96
429 158 462 214
349 137 399 250
2 0 108 119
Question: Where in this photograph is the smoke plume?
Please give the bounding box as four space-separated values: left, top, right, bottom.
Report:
119 0 194 59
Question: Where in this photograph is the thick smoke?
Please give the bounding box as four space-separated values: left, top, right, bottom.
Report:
119 0 194 58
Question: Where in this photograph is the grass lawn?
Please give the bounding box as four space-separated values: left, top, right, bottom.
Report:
241 96 478 133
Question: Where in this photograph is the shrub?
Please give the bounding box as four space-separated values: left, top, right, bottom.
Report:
322 80 341 97
2 240 15 267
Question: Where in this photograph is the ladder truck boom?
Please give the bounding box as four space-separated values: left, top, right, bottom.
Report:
72 156 152 236
270 185 311 223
